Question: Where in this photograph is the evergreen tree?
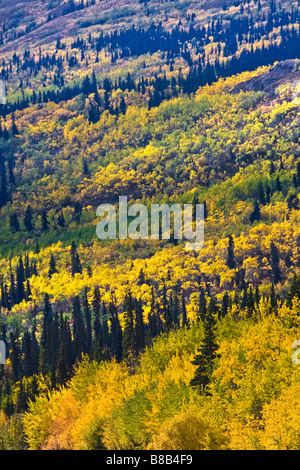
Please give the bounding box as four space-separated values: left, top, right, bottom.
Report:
83 287 92 353
250 201 261 224
270 240 281 284
122 290 135 359
48 253 57 278
147 286 159 341
198 288 207 321
41 209 49 232
72 295 85 360
9 213 20 232
0 154 8 208
162 283 172 332
172 284 180 327
24 205 33 232
226 234 236 269
40 293 53 373
16 255 25 303
11 112 18 135
22 329 32 378
137 268 146 286
287 274 300 307
92 286 101 340
190 309 219 394
10 330 21 383
221 291 229 318
134 298 145 353
57 344 68 386
181 291 188 327
275 175 282 192
57 210 65 227
109 301 123 362
70 241 82 277
246 286 255 317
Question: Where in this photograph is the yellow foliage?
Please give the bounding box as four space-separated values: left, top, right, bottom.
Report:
147 406 229 450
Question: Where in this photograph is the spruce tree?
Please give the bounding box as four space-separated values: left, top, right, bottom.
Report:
72 295 85 359
70 241 82 277
48 253 57 278
172 284 180 327
58 210 65 227
0 154 7 208
134 298 145 353
198 287 207 321
10 330 21 383
221 291 229 318
109 301 123 362
22 329 32 378
226 234 236 269
9 213 19 232
16 255 25 303
40 293 53 372
162 283 171 332
270 241 281 284
147 286 158 340
181 291 188 327
24 205 33 231
57 344 68 387
190 309 219 394
250 201 261 224
41 209 49 232
122 290 135 360
92 286 101 340
83 287 92 353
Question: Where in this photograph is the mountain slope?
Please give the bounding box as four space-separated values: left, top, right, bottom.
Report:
1 0 300 451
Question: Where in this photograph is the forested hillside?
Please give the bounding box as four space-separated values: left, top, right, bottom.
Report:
1 0 300 450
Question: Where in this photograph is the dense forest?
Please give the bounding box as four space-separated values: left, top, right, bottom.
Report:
1 0 300 450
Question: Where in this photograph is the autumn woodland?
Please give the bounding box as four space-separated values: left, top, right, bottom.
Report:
0 0 300 450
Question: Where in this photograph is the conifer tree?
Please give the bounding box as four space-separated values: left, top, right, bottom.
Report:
40 293 53 372
250 201 261 224
147 286 158 341
48 253 57 278
0 154 8 208
109 301 123 362
25 279 31 301
70 241 82 277
24 253 30 279
226 234 236 269
190 308 219 394
221 291 229 318
57 344 68 386
246 286 255 317
181 291 188 327
198 287 207 321
137 268 146 286
172 284 180 327
92 286 101 340
41 209 49 232
9 268 16 308
134 298 145 353
57 210 65 227
122 290 135 359
10 330 21 383
72 295 85 359
270 240 281 284
83 287 92 353
22 329 32 378
9 213 20 232
24 205 33 232
16 255 25 303
162 283 172 332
